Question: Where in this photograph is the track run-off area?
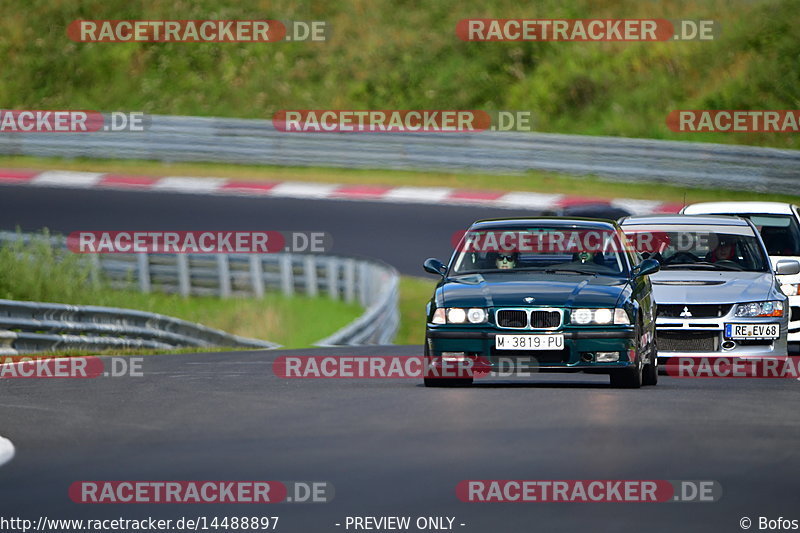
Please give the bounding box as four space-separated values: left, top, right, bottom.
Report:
1 184 799 533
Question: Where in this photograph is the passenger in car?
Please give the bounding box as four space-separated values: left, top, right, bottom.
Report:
573 251 605 265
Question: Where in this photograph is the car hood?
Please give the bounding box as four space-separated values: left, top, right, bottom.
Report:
439 273 629 308
649 270 776 304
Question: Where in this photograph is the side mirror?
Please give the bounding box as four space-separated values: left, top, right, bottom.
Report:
776 260 800 276
423 258 447 278
633 258 660 278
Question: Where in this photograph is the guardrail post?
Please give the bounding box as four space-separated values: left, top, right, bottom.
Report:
249 255 265 298
137 254 151 293
358 262 369 307
217 254 231 298
326 258 339 299
280 255 294 296
176 255 191 297
344 259 356 303
89 255 102 288
304 255 318 297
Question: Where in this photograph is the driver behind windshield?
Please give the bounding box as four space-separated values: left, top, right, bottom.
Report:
493 252 518 270
622 226 770 272
451 228 627 275
706 236 738 264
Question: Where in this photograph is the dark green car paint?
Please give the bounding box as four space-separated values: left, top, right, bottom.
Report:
423 218 659 383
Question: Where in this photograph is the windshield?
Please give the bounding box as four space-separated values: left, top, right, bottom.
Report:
450 226 630 275
737 214 800 257
622 224 770 272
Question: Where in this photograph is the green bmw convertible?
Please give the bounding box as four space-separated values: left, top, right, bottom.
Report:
422 218 660 388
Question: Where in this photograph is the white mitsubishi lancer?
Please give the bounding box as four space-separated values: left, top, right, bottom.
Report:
681 202 800 347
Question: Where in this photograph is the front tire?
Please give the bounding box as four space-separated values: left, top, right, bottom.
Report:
424 377 474 387
642 333 658 386
611 323 643 388
642 360 658 386
610 364 642 388
422 341 473 387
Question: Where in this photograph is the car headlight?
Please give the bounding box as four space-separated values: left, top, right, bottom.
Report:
593 308 613 324
431 307 488 324
781 283 800 296
734 301 784 317
571 308 630 325
572 308 593 325
447 308 467 323
467 308 488 324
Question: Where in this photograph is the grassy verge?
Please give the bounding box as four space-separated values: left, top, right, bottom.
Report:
63 291 363 350
1 0 798 148
22 273 434 353
0 234 362 350
396 276 438 347
3 155 800 205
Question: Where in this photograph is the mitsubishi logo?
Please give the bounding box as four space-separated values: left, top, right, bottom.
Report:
524 297 535 304
680 306 692 318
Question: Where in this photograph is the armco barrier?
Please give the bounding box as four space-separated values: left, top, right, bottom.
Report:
315 270 399 347
0 114 797 192
0 299 278 356
0 232 400 350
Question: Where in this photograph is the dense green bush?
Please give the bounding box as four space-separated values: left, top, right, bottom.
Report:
0 231 99 302
0 0 797 147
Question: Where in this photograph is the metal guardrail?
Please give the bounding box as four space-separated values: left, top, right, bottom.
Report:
1 114 798 193
0 232 400 351
0 299 277 356
315 271 399 347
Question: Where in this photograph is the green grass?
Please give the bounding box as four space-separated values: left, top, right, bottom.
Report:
0 233 363 349
396 276 437 347
4 154 800 205
1 0 798 148
66 291 363 349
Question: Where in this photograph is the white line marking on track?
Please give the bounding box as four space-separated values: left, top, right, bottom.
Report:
269 182 339 198
154 176 227 192
32 171 104 188
0 435 15 467
496 192 563 209
383 187 452 203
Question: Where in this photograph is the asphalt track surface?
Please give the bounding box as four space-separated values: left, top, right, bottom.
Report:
1 185 800 532
2 347 800 532
0 185 542 275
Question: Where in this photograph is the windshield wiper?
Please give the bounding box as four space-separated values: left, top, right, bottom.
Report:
661 261 743 271
542 268 598 276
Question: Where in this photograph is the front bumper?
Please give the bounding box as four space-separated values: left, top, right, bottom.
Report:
426 327 638 374
776 271 800 344
787 294 800 343
655 314 789 360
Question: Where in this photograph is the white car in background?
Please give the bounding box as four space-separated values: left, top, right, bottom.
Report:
681 202 800 346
